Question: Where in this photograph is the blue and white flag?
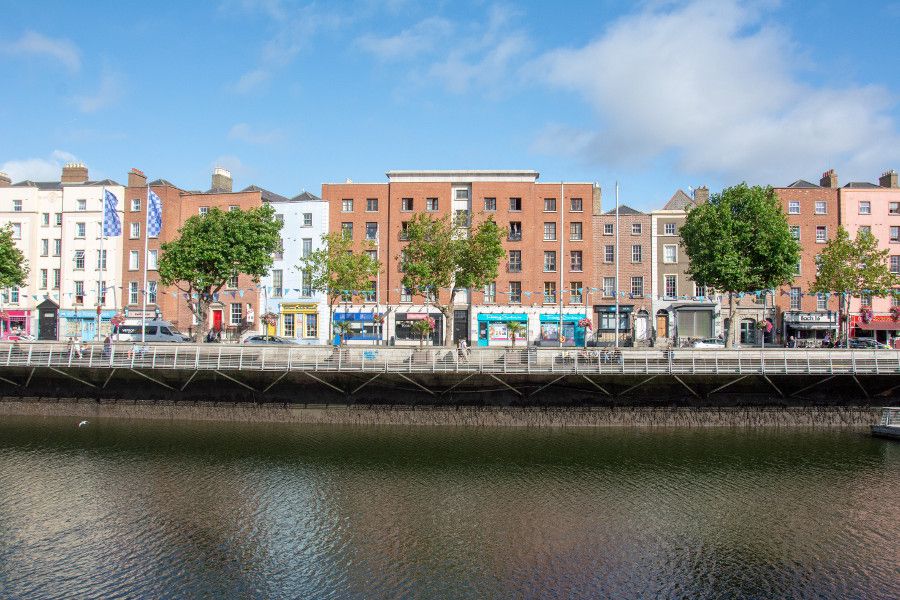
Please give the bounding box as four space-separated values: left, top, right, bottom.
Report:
147 190 163 237
102 190 121 236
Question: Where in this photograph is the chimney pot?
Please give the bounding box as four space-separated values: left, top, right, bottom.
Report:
0 172 10 187
128 168 148 188
879 169 898 189
61 162 89 184
820 169 838 188
211 167 233 192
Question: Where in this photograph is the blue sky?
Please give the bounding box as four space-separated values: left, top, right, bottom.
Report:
2 0 900 210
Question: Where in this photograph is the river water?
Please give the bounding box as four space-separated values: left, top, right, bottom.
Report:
0 417 897 599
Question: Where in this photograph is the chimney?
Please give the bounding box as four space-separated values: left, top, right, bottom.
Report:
879 169 898 189
694 186 709 204
0 172 10 187
211 167 233 192
128 168 147 188
61 162 89 184
820 169 838 188
592 183 602 215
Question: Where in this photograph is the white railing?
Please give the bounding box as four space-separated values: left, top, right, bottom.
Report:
879 407 900 426
2 342 900 376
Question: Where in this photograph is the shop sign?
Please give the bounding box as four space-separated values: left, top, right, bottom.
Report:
477 313 527 322
539 313 586 323
281 303 318 314
790 312 834 323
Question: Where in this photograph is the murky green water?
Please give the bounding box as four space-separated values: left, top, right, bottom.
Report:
0 416 897 599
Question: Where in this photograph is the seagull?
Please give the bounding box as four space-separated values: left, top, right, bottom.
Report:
78 420 89 428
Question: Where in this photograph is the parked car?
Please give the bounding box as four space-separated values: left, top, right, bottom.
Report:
848 338 892 350
112 320 191 343
692 338 726 349
241 335 300 345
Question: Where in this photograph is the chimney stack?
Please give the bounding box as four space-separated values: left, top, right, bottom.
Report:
820 169 838 188
0 172 10 187
128 167 147 188
211 167 233 192
61 162 89 184
694 185 709 204
879 169 898 189
592 183 602 216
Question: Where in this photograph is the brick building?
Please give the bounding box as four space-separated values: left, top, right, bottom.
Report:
322 170 600 346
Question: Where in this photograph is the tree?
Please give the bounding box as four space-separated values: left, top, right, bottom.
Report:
400 213 505 346
158 205 282 341
0 225 28 336
410 316 435 348
810 227 898 347
506 321 524 348
299 232 380 344
333 320 353 346
680 184 800 348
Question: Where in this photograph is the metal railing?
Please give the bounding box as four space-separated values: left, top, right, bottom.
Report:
879 407 900 426
2 343 900 376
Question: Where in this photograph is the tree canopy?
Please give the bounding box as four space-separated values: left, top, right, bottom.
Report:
0 225 28 294
158 205 282 340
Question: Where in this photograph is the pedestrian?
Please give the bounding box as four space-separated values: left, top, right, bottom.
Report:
788 335 796 349
823 332 831 348
102 335 112 358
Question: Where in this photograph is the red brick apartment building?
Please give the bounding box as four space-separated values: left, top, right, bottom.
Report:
322 170 600 346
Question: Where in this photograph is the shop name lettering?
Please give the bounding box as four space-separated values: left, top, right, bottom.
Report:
795 314 832 323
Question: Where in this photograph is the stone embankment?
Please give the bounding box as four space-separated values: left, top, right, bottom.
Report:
0 398 880 428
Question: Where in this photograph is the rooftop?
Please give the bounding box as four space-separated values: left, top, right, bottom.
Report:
662 189 695 211
785 179 820 189
386 169 540 183
603 205 644 216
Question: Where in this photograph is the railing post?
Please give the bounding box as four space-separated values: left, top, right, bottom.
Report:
152 346 157 369
806 350 810 374
217 346 222 370
238 346 244 370
88 344 94 368
195 346 200 369
5 345 11 366
261 348 266 370
852 351 856 374
174 347 178 369
873 350 879 375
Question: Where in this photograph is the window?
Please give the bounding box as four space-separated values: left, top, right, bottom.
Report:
569 222 583 240
508 250 522 272
129 281 138 304
148 250 158 270
302 213 313 227
53 239 61 256
632 223 642 235
603 277 615 297
41 239 49 256
77 199 86 211
11 223 21 239
227 273 239 289
664 274 677 298
891 256 900 274
660 244 678 264
302 238 313 257
273 235 284 260
341 199 353 212
604 245 614 263
341 222 353 239
283 314 295 337
454 210 470 227
570 197 583 212
41 213 49 226
5 287 19 305
95 249 107 270
366 198 378 212
74 281 84 304
199 206 209 216
893 294 900 308
55 213 62 226
365 222 378 240
302 270 312 296
892 226 900 243
483 282 496 304
788 201 800 214
401 197 413 211
484 197 496 211
272 270 283 297
570 282 583 304
544 282 557 304
631 244 642 263
455 189 469 201
544 198 557 212
543 222 556 241
570 250 583 271
790 287 801 310
130 222 140 239
509 197 522 211
859 201 871 215
859 225 871 236
12 199 21 212
131 198 141 211
40 270 47 289
53 269 60 290
73 250 85 270
230 303 243 325
543 251 557 272
599 312 628 331
400 286 412 303
508 222 522 241
794 260 801 276
694 283 707 298
631 276 644 297
74 222 85 238
426 197 439 211
815 201 827 215
664 222 676 235
228 205 239 212
129 250 139 271
147 281 157 305
817 294 827 311
399 222 410 241
860 293 872 307
816 226 827 243
891 202 900 215
509 281 522 303
305 314 318 338
790 225 801 240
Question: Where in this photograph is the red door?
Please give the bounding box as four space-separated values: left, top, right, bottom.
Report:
212 309 223 332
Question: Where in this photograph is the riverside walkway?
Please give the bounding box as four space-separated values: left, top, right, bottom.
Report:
0 342 898 401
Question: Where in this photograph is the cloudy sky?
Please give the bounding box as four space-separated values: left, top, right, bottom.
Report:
2 0 900 210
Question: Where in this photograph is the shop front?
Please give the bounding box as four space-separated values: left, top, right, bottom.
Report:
394 311 443 346
784 311 838 345
280 302 320 343
538 313 587 347
334 310 379 344
671 304 717 343
59 309 117 342
476 313 528 347
0 310 32 339
594 305 631 344
851 315 900 344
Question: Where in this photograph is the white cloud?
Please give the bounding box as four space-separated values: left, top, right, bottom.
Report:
357 17 453 61
1 150 78 182
4 31 81 72
232 69 271 93
531 0 900 184
228 122 284 144
73 69 123 113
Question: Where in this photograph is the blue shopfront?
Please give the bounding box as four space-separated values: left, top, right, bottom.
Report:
333 311 379 344
476 313 527 347
59 309 117 342
538 313 587 347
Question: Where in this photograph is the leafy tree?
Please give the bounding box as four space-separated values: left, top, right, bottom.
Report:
400 213 505 346
333 320 353 346
0 225 28 294
158 205 282 341
680 184 800 348
299 232 380 344
506 321 524 348
810 227 898 346
410 316 435 348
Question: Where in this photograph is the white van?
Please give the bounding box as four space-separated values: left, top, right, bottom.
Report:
112 320 191 343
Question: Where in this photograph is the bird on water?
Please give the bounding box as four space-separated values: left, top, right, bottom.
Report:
78 420 89 428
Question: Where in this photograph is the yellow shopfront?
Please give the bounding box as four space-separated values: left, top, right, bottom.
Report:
280 303 319 341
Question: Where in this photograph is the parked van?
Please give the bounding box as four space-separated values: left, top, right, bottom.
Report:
112 320 191 343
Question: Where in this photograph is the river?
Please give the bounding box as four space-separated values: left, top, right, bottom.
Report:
0 416 897 599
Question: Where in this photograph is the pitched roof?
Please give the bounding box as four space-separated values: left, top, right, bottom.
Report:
289 191 323 202
148 179 180 188
844 181 880 189
11 180 61 190
242 185 289 203
786 179 820 188
87 178 120 186
604 205 643 216
663 189 695 210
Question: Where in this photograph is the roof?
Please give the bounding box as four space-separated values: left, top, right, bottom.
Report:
11 180 61 190
844 182 880 189
289 191 324 202
88 178 121 186
385 169 540 183
603 205 643 216
242 185 290 203
148 179 180 188
663 190 695 211
785 179 820 188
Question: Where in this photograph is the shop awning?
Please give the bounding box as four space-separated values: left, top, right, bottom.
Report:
669 303 716 311
857 321 900 331
788 322 837 330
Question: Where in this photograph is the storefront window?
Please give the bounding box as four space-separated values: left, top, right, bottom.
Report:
395 316 442 342
283 314 295 337
598 312 629 331
305 314 317 338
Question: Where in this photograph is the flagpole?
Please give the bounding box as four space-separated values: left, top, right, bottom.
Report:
614 181 620 349
97 185 105 342
141 184 149 344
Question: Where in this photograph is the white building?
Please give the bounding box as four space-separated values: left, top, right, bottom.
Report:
257 189 329 343
0 163 124 341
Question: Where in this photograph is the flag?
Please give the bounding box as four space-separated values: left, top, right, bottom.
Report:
103 190 121 236
147 190 163 237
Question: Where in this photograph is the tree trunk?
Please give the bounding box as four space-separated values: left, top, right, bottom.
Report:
725 292 736 349
844 293 850 349
443 288 458 347
328 299 334 346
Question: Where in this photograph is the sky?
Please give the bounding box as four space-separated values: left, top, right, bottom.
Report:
2 0 900 211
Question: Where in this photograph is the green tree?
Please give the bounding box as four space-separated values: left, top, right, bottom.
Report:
410 317 435 348
506 321 524 348
400 213 505 346
680 184 800 348
158 205 282 341
0 225 28 292
299 232 380 344
810 227 898 346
